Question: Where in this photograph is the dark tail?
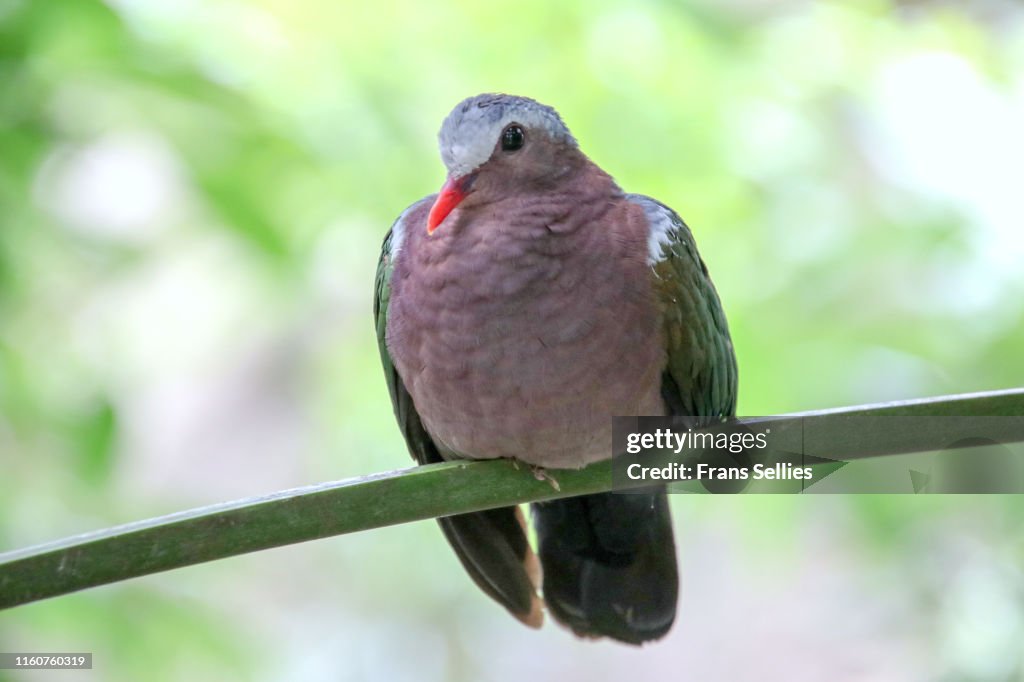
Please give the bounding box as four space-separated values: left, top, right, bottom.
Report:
438 506 543 628
532 490 677 644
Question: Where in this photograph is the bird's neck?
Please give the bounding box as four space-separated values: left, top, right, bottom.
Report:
489 160 622 234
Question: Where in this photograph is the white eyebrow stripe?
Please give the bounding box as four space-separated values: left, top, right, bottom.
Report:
438 95 577 178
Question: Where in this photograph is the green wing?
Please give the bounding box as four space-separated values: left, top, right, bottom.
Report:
374 221 440 468
629 194 738 420
535 197 734 644
374 206 543 627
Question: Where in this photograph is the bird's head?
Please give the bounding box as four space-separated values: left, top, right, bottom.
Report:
427 93 580 234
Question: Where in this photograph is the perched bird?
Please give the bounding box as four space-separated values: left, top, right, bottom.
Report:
374 94 736 644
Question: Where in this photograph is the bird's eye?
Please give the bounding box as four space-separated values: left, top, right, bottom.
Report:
501 124 525 152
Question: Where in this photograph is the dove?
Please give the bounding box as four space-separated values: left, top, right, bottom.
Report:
374 93 736 644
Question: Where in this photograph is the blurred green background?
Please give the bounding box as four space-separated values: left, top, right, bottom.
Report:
2 0 1024 680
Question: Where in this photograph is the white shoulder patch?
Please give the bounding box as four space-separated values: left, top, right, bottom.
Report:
390 196 436 260
390 205 410 259
630 196 678 265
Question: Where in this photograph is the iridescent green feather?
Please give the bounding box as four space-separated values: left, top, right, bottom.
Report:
641 196 738 420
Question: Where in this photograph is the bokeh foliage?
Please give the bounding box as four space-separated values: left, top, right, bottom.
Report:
2 0 1024 680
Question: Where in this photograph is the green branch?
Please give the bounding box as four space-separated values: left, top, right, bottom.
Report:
1 388 1023 610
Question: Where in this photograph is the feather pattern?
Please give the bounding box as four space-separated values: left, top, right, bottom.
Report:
375 201 543 628
374 93 737 645
628 194 738 421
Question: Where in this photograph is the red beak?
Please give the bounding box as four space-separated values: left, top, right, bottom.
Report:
427 174 472 234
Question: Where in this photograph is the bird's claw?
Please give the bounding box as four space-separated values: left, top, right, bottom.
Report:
531 466 561 491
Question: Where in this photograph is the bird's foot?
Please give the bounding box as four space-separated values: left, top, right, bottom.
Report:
531 466 561 492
